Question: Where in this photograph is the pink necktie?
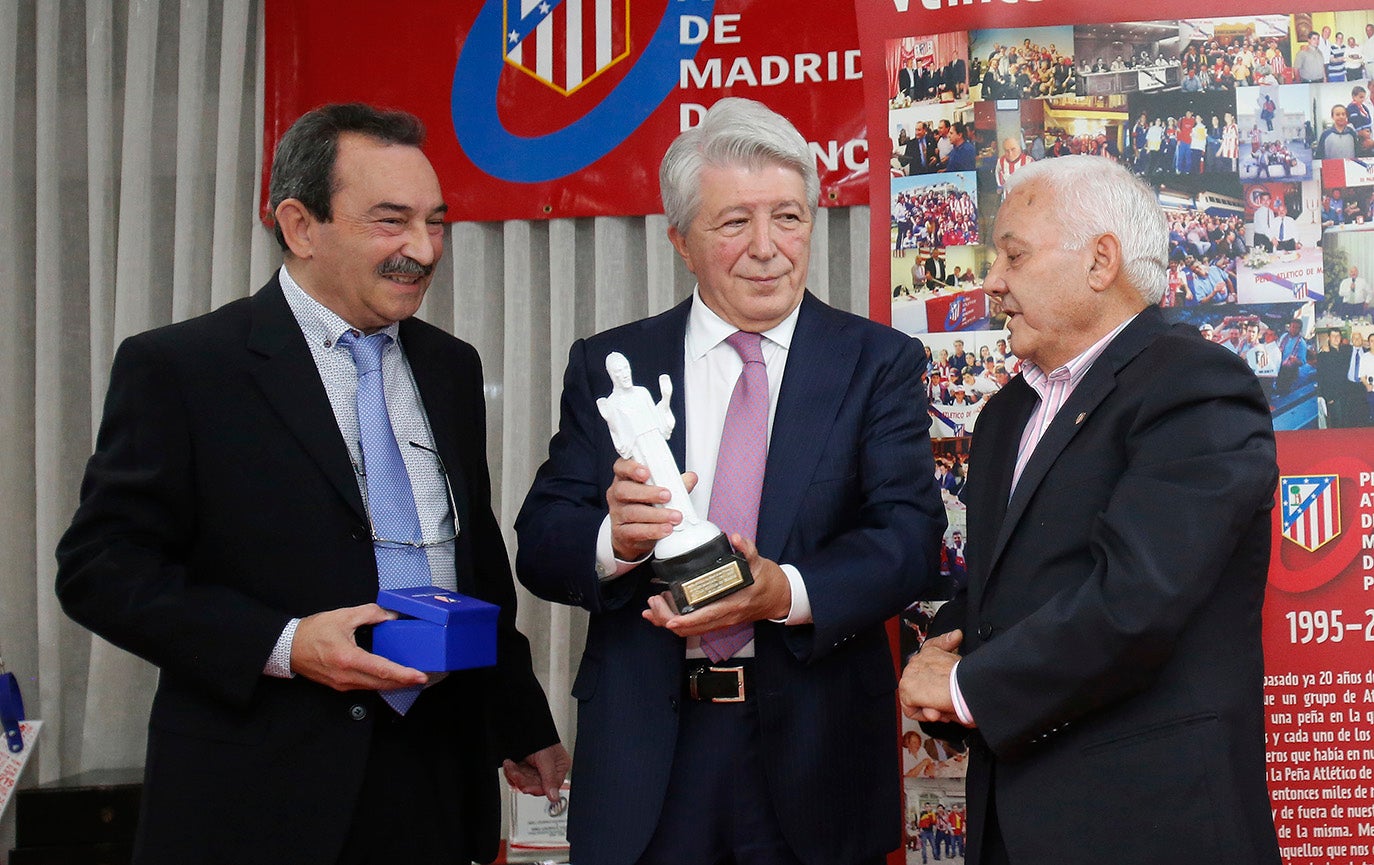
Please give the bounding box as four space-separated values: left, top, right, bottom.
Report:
701 331 768 663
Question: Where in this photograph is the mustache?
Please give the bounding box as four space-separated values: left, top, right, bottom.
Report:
376 256 434 279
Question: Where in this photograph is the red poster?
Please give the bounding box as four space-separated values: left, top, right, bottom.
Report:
1264 429 1374 862
856 1 1374 862
263 0 867 223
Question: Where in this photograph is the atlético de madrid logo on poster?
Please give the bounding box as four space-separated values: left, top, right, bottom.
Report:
453 0 712 184
1279 474 1341 552
503 0 631 95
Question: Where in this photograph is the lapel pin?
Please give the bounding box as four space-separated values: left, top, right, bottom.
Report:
1074 412 1086 425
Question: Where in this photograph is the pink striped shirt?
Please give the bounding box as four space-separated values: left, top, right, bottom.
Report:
948 313 1137 726
1010 315 1136 495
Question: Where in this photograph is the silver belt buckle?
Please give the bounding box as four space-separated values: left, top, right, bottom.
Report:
710 665 745 703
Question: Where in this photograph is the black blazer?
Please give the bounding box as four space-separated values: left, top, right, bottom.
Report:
56 276 557 865
516 293 947 865
899 66 919 97
928 307 1281 864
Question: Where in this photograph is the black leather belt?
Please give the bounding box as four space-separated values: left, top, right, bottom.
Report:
686 660 751 702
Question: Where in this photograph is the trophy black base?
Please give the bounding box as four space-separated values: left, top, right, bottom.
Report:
651 532 753 614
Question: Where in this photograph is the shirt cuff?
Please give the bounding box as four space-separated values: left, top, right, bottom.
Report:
265 618 300 679
950 659 975 726
768 564 812 625
595 514 650 581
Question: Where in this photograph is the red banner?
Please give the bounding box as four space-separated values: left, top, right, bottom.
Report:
1263 429 1374 861
923 289 989 333
263 0 868 223
856 1 1374 862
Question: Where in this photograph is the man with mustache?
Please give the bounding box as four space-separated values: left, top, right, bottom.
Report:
56 103 567 865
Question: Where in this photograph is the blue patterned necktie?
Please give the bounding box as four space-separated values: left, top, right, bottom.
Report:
339 330 428 714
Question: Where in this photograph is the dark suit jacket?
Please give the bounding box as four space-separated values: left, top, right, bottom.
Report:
927 307 1280 865
515 293 946 865
56 276 558 865
898 66 918 98
949 58 967 91
901 134 936 174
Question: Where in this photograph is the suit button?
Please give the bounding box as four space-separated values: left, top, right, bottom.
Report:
350 526 368 542
977 623 994 640
348 703 368 721
669 697 679 712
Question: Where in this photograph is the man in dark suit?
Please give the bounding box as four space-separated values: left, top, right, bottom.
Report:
56 104 567 865
516 98 946 865
925 247 949 286
900 121 937 175
899 156 1280 865
1315 327 1354 427
949 56 968 97
898 62 919 100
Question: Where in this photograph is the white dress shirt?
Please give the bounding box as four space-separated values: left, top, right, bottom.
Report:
1350 347 1374 384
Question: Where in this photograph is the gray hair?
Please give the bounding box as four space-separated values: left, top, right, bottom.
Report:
659 98 819 235
268 103 425 252
1002 156 1168 304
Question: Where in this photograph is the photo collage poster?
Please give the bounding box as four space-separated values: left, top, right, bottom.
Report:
878 8 1374 863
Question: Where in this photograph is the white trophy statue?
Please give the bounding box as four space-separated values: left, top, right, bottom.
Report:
598 352 751 611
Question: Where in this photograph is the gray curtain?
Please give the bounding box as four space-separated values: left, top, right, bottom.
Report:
0 0 868 853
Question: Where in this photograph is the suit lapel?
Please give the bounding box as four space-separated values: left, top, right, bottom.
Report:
757 294 859 558
988 369 1115 572
966 377 1036 610
984 307 1170 578
400 321 473 538
246 278 364 519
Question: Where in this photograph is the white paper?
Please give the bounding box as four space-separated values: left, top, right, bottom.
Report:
0 721 42 819
508 779 571 851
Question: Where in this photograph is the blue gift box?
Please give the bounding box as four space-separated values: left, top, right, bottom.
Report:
372 587 498 672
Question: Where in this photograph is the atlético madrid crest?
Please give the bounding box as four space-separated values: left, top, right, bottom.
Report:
504 0 630 95
1279 474 1341 552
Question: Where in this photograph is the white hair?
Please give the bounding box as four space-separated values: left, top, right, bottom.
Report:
659 98 819 235
1003 156 1168 305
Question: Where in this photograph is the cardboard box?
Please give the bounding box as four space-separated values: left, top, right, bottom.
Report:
372 588 498 672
